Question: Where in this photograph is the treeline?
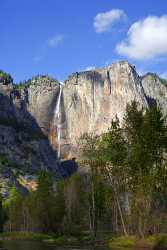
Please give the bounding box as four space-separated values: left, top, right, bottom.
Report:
1 171 91 236
79 101 167 238
0 101 167 239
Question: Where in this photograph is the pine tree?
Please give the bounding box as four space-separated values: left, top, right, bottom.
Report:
4 186 23 231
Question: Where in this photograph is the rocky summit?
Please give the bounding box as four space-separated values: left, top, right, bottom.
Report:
0 61 166 187
62 61 167 158
0 74 77 193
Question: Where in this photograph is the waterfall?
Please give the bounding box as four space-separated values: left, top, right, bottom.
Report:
92 81 95 115
54 84 63 159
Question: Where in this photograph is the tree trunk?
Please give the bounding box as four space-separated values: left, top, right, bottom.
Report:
91 178 97 238
115 188 128 236
105 165 128 236
138 214 144 238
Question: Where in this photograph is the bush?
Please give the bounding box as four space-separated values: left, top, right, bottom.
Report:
160 77 167 87
0 70 13 84
154 235 167 250
14 79 32 90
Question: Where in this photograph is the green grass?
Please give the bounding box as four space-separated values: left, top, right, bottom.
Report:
140 235 167 249
0 232 92 245
4 232 167 249
0 232 54 241
1 232 167 249
108 235 167 249
109 236 137 249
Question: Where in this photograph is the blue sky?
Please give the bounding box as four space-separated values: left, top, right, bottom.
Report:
1 0 167 82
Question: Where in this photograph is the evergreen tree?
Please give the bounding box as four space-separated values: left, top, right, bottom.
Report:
79 133 110 238
99 117 128 235
0 193 6 232
30 171 55 233
4 187 23 231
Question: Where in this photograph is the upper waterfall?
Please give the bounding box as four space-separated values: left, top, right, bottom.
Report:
53 83 63 158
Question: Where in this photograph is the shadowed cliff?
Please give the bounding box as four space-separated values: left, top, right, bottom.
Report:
0 80 78 194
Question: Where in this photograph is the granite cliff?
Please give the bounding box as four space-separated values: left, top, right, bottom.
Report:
62 61 167 157
0 75 77 194
0 61 166 185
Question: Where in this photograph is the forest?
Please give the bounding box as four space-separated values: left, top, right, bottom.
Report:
0 101 167 244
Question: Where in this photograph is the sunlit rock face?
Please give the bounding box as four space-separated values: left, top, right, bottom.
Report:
141 73 167 117
62 61 148 157
20 76 60 135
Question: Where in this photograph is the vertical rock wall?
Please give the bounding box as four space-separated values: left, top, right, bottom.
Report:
62 61 148 157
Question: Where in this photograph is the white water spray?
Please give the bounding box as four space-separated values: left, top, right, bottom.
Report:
54 84 63 159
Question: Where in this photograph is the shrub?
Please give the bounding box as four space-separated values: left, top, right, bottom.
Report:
0 70 13 84
154 235 167 250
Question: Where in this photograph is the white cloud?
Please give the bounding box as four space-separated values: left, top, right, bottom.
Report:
94 9 127 33
116 15 167 60
47 34 64 48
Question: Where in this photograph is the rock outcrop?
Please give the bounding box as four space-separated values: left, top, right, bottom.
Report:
0 76 77 188
62 61 148 157
141 73 167 116
0 61 166 176
61 62 166 158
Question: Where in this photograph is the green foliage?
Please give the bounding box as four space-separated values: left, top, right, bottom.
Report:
27 171 56 233
109 236 137 248
79 101 167 237
99 117 128 191
122 102 167 236
0 193 7 232
100 117 126 164
3 186 24 231
154 235 167 249
0 154 28 174
14 80 32 90
1 101 167 239
0 155 10 168
0 70 13 84
79 133 100 161
159 77 167 87
0 232 54 240
62 173 88 236
79 133 111 238
14 75 55 90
